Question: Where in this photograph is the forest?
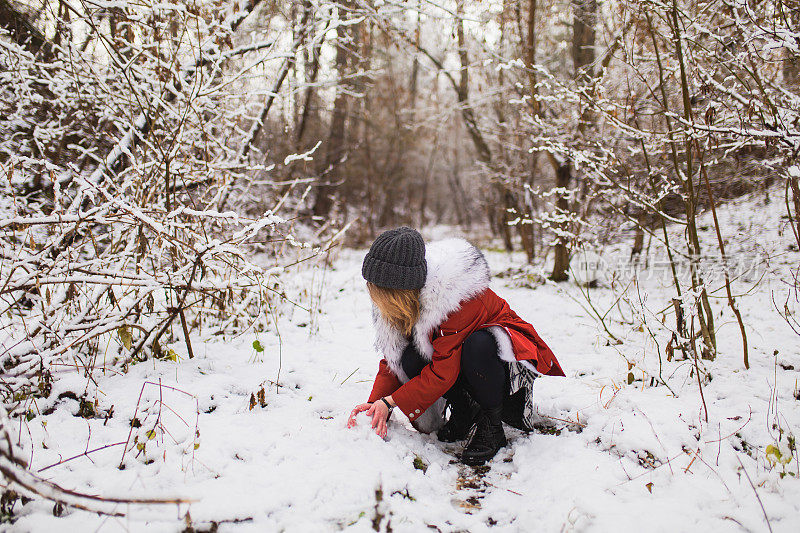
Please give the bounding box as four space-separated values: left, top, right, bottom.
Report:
0 0 799 530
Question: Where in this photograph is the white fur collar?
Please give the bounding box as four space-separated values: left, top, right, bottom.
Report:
371 238 490 382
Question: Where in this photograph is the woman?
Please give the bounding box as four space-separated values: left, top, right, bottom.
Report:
347 227 565 465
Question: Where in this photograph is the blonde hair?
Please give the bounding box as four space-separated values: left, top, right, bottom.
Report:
367 282 421 337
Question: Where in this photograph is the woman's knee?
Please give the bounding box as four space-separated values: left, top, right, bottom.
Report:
460 330 498 369
459 330 507 408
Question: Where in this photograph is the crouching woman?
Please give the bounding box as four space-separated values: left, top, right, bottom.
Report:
347 227 565 465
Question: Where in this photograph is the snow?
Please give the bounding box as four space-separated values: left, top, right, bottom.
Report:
4 190 800 531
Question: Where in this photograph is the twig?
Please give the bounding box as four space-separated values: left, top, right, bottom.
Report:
179 309 195 359
704 408 752 444
534 411 587 428
735 455 773 533
483 480 524 497
37 441 126 473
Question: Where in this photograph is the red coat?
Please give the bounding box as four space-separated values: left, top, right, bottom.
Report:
367 287 565 422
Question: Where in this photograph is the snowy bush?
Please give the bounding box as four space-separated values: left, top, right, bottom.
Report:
0 0 337 513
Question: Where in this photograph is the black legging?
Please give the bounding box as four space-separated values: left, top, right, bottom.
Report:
400 329 510 409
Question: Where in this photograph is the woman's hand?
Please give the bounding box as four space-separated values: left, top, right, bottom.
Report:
347 400 392 438
367 401 390 438
347 403 372 428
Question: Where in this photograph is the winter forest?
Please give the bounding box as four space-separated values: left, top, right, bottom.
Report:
0 0 799 530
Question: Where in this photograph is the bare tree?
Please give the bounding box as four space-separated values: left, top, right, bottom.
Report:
313 0 356 219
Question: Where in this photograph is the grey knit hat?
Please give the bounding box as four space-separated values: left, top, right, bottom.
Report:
362 227 427 290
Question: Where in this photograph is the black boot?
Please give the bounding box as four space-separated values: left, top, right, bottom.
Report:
437 386 480 443
461 406 507 466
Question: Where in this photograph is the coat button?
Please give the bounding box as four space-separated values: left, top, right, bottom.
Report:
415 409 421 414
409 413 415 418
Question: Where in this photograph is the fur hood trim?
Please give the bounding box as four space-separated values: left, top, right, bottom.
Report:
372 238 490 381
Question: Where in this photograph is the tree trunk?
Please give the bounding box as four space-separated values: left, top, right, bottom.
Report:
550 0 596 281
408 0 422 109
789 172 800 250
630 224 645 261
312 0 354 219
670 0 716 356
572 0 596 85
550 162 572 281
784 5 800 92
517 0 540 261
295 3 326 147
524 0 540 116
455 0 491 165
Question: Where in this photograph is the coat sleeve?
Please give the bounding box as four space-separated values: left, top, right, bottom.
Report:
367 359 402 403
390 333 464 421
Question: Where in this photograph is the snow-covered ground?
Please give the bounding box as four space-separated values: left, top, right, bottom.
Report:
6 189 800 532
